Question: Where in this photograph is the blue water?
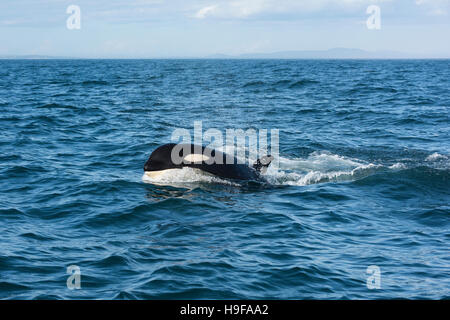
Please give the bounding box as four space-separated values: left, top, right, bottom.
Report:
0 59 449 299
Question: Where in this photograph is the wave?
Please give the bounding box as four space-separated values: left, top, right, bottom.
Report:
425 152 448 162
81 80 109 86
1 164 49 177
423 152 450 170
37 103 78 110
142 167 240 187
242 79 319 90
242 80 265 88
346 86 398 94
353 166 450 193
141 149 449 188
0 281 30 292
288 79 319 88
263 152 389 186
272 79 291 87
141 150 392 187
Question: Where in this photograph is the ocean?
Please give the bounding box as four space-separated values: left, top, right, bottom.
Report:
0 59 449 299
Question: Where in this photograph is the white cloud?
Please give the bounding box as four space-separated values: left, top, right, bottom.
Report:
193 0 391 19
1 19 25 25
429 8 447 15
194 0 269 19
416 0 449 16
195 5 218 18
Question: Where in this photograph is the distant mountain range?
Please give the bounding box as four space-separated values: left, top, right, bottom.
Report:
206 48 443 59
1 48 448 59
0 55 72 59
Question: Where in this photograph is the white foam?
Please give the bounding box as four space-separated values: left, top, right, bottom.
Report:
259 151 388 186
142 167 239 186
277 151 363 172
141 149 401 187
263 161 384 186
389 162 407 170
425 152 448 162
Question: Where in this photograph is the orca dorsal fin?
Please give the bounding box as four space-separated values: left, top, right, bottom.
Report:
253 155 274 174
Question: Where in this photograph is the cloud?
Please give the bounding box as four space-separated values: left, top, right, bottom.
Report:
429 8 447 15
194 0 268 19
193 0 391 19
416 0 449 16
195 5 218 18
0 19 26 25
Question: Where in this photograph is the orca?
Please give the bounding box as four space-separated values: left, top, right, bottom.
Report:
144 143 273 181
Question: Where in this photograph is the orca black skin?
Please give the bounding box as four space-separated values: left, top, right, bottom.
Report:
144 143 273 181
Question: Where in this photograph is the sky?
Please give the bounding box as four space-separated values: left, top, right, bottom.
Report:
0 0 449 58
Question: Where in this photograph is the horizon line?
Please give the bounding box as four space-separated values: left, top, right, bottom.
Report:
1 57 450 60
2 50 450 60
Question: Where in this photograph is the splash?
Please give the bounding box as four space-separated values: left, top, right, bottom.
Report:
142 167 239 186
262 152 391 186
141 150 404 187
425 152 448 162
